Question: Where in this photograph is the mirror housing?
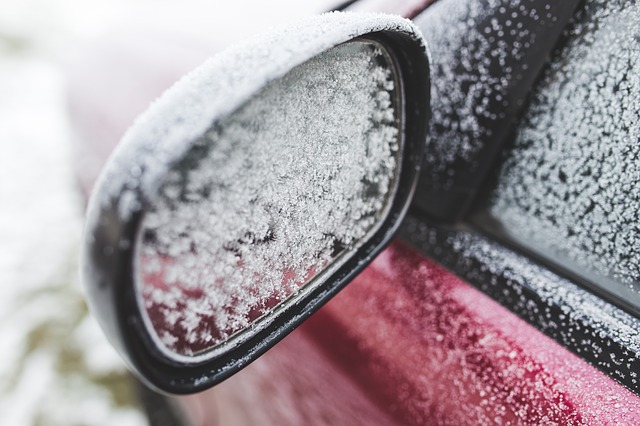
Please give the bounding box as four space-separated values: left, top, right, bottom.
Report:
82 12 429 394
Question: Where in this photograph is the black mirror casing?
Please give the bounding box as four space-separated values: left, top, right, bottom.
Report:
82 12 430 394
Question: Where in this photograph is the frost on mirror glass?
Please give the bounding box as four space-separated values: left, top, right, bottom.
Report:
490 1 640 300
135 41 401 357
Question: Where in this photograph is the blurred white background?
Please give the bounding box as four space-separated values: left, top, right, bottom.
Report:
0 0 337 424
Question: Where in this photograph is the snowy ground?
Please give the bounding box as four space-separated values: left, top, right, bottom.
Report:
0 1 150 424
0 0 335 424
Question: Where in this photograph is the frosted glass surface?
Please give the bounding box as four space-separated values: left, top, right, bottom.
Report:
135 41 402 357
490 0 640 304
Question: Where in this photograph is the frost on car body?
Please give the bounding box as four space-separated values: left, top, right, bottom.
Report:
201 238 640 425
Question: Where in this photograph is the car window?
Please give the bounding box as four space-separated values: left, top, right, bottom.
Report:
484 0 640 314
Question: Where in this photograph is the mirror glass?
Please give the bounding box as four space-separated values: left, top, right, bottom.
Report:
135 40 403 358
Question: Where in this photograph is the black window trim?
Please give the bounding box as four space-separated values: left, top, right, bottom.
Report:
400 213 640 395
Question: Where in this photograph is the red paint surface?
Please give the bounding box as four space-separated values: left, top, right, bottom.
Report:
184 241 640 425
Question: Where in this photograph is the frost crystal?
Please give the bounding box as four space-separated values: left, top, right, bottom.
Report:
413 0 542 182
136 42 401 356
490 0 640 295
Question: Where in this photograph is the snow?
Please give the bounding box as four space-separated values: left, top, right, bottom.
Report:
347 0 433 16
86 12 422 220
135 40 403 357
490 0 640 295
0 56 146 426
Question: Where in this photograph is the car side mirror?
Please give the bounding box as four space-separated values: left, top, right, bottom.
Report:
82 12 430 394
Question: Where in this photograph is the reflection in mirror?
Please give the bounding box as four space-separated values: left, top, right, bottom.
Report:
135 40 403 358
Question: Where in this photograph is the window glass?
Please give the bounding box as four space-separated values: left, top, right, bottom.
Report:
488 0 640 310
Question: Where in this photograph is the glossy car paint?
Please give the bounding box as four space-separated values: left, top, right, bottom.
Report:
67 0 640 424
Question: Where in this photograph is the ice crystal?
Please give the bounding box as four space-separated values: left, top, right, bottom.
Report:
414 0 542 181
86 12 421 218
83 12 426 359
490 0 640 293
136 41 401 356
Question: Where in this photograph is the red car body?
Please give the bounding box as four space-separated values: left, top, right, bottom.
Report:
185 242 637 425
69 0 640 424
